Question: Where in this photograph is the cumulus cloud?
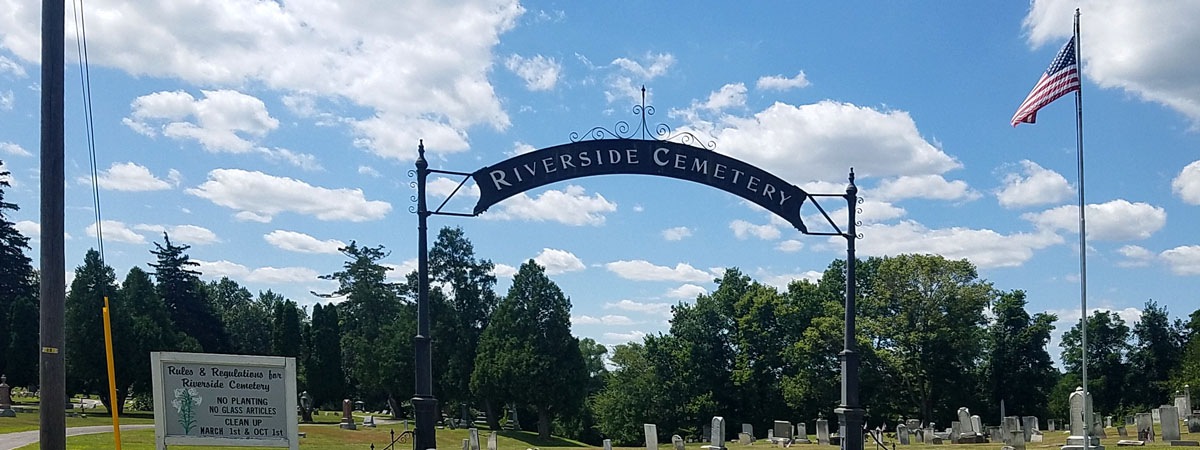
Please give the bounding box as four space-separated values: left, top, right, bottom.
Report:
14 220 39 240
1021 199 1166 241
1160 246 1200 275
194 259 320 284
661 226 693 241
133 224 221 245
665 283 707 300
776 239 804 252
505 54 561 91
756 71 810 91
1024 1 1200 124
481 185 617 226
124 90 279 153
491 263 517 278
1116 245 1156 267
1172 160 1200 204
606 53 675 104
86 220 145 244
79 162 173 192
533 248 585 275
697 101 960 185
730 219 780 240
1 141 31 156
187 169 391 222
1 1 521 160
995 160 1075 208
872 175 980 202
572 314 636 326
264 230 345 254
604 299 673 317
855 220 1063 269
604 260 712 283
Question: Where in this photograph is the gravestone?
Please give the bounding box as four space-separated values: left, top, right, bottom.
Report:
707 416 727 450
1024 416 1040 442
489 431 498 450
1118 426 1128 438
339 398 356 430
1177 391 1191 420
1189 416 1200 433
739 433 752 445
363 415 376 428
1162 406 1182 441
898 424 910 445
703 425 712 443
0 375 14 418
971 415 983 435
773 421 792 444
1106 416 1114 428
1155 410 1163 424
795 422 811 444
949 421 961 443
768 429 775 441
604 439 613 450
816 419 830 445
1004 416 1026 449
673 434 685 450
469 428 481 450
646 424 660 450
299 391 314 423
1049 419 1057 432
1137 413 1154 442
1063 387 1103 450
744 423 755 440
462 439 469 450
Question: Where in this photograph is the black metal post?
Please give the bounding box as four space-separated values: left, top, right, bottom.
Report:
40 0 67 447
413 142 438 450
835 169 863 450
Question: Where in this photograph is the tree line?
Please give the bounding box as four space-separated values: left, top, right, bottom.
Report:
1 166 1198 445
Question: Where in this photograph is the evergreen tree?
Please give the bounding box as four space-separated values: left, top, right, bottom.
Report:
429 227 499 420
1171 308 1200 401
981 290 1058 421
1061 310 1130 415
307 303 346 409
150 232 228 352
64 249 124 412
1126 300 1184 410
0 162 37 377
472 260 585 439
271 299 303 358
5 295 39 388
118 266 175 397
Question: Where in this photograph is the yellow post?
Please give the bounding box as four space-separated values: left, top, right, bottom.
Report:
103 297 123 449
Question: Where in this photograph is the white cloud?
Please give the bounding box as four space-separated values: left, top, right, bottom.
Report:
481 185 616 226
776 239 804 253
260 147 322 171
1024 1 1200 124
1 142 31 156
604 260 712 283
604 299 673 317
701 101 960 184
0 90 11 111
1022 199 1166 241
730 219 780 240
129 224 220 245
757 269 822 290
383 259 419 282
856 220 1064 269
756 71 811 91
661 226 693 241
572 314 636 326
491 263 517 278
1 2 521 160
533 248 585 275
671 83 749 124
187 169 391 222
664 283 707 300
1172 160 1200 204
15 220 39 240
873 175 980 202
606 53 675 104
86 220 146 244
0 55 25 77
995 160 1075 208
601 330 647 345
509 142 536 156
80 162 173 192
1116 245 1155 267
193 259 320 284
264 230 345 254
358 166 381 178
428 176 480 199
505 54 561 91
1160 246 1200 275
123 90 279 153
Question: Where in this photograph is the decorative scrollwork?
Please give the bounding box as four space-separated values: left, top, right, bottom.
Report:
855 220 863 227
856 207 863 215
856 232 865 239
566 85 718 150
409 181 418 190
408 205 417 214
856 197 865 205
407 169 416 178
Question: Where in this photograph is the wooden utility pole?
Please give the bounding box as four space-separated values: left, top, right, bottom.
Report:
40 0 67 448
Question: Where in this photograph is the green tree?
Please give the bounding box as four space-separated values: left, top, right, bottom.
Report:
472 260 585 439
118 266 175 397
151 233 228 352
663 269 744 431
0 162 37 378
307 303 346 409
981 290 1058 421
1170 308 1200 401
207 278 271 355
590 342 659 445
65 249 125 412
1126 300 1184 410
864 254 992 423
271 299 303 358
315 241 406 408
5 295 39 388
1060 310 1130 415
730 282 799 427
429 227 499 422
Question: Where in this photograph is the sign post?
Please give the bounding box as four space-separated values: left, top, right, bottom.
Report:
151 352 298 450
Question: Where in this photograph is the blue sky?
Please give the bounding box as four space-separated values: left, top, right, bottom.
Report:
2 1 1200 361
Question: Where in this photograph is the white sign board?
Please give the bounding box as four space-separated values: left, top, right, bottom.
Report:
151 352 298 449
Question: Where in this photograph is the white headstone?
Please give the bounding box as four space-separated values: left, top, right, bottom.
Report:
816 419 830 445
469 428 481 450
1160 405 1181 441
646 424 659 450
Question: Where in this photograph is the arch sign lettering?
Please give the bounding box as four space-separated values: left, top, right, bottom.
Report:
408 99 867 450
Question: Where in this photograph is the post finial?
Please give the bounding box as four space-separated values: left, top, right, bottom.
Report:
416 140 428 169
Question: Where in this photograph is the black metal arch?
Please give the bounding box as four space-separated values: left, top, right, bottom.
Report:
410 103 865 450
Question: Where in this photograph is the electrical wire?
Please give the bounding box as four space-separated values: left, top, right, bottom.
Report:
72 0 104 263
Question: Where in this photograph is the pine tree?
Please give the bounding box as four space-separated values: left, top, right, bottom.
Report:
64 249 121 411
150 232 228 353
0 162 37 377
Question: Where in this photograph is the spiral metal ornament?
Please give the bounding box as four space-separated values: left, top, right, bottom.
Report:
566 90 718 150
407 169 416 178
409 205 417 214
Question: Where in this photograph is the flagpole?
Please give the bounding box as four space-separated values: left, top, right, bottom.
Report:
1073 8 1091 450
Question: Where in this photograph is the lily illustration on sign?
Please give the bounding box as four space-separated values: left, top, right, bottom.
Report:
173 387 202 434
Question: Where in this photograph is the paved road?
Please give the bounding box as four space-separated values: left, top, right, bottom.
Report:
0 424 153 450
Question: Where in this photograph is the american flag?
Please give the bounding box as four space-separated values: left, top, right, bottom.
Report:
1010 37 1081 126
